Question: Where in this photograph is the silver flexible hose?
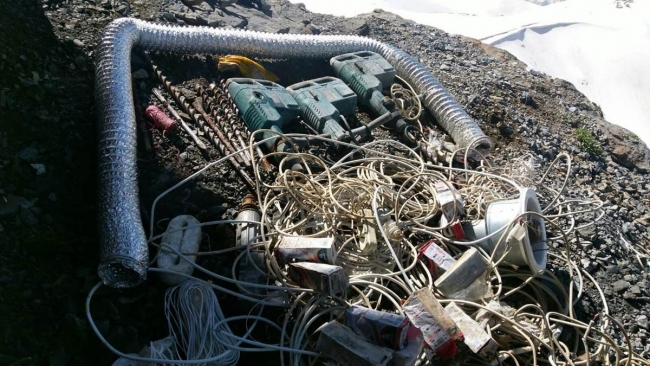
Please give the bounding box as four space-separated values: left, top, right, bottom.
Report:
95 18 491 288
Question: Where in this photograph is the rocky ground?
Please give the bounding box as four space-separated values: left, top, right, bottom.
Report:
1 0 649 364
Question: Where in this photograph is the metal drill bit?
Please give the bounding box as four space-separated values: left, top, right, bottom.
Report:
151 88 208 152
196 85 252 166
148 57 256 190
191 97 250 167
210 81 272 172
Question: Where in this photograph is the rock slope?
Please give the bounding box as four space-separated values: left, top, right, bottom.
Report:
0 0 648 363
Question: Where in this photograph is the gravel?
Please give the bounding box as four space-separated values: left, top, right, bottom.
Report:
0 0 648 364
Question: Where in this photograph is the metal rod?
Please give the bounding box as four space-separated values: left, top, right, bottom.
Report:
196 85 252 166
148 56 256 190
191 97 248 166
151 88 208 152
210 81 271 170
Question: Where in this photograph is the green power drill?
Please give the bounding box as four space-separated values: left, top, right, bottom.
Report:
330 51 416 144
287 77 356 145
226 78 303 170
287 76 398 149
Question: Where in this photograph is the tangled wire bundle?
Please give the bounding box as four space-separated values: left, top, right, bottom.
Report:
87 129 647 366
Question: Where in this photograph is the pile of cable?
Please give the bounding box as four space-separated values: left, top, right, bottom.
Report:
88 278 241 366
86 132 649 366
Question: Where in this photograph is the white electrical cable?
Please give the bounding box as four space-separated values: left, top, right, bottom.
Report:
164 280 240 365
89 122 645 366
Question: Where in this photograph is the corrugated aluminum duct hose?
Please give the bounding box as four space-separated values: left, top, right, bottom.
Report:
95 18 492 288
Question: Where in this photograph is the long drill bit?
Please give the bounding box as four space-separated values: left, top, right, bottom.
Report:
212 81 254 142
210 81 270 170
197 85 251 163
148 58 256 190
191 96 249 167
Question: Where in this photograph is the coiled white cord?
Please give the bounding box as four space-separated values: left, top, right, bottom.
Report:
164 280 240 365
86 130 649 366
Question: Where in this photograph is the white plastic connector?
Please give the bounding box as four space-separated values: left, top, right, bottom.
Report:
506 222 529 263
360 209 378 254
157 215 202 286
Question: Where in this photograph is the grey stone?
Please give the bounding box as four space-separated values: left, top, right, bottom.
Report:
622 222 634 234
613 280 631 292
339 17 370 36
208 19 222 27
639 315 650 330
520 91 533 104
132 69 149 79
440 64 451 71
303 24 320 34
634 338 644 351
73 39 84 48
243 7 300 33
581 258 597 273
18 147 38 161
499 124 514 136
162 12 176 22
0 195 33 216
173 12 206 25
580 241 594 251
623 291 636 300
31 163 46 175
610 143 649 173
603 288 612 296
115 4 128 15
606 265 619 274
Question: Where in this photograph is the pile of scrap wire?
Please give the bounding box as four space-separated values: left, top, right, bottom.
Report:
89 52 648 366
90 134 648 366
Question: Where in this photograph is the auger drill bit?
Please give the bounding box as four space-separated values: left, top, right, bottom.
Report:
148 57 256 190
213 80 258 147
196 85 252 165
191 96 250 168
212 80 272 172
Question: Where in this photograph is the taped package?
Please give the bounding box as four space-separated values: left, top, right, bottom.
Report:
434 247 488 296
403 288 461 360
287 262 347 296
419 240 456 278
345 306 410 350
445 302 498 358
275 236 337 265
